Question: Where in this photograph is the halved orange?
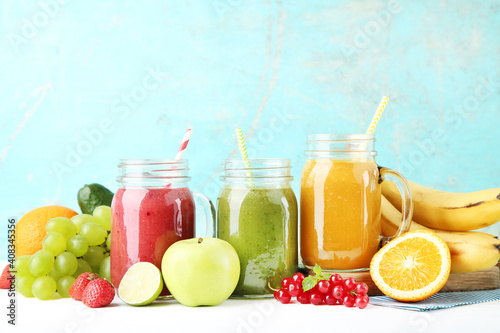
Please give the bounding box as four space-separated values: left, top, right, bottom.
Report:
370 229 451 302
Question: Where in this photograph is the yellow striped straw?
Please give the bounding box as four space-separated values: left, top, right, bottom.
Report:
235 128 253 178
366 96 389 134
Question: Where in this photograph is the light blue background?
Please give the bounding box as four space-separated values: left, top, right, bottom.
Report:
1 0 500 259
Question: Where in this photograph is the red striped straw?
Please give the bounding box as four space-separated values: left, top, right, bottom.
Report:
162 128 192 187
175 128 192 161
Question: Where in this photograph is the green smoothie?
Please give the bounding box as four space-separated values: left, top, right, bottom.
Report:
217 186 298 297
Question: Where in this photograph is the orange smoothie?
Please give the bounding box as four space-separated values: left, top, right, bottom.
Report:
300 159 381 270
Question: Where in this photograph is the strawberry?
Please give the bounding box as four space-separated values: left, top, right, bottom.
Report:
69 272 99 301
82 278 115 308
0 265 14 289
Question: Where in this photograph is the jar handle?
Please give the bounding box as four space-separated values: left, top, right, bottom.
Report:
193 192 217 238
379 167 413 245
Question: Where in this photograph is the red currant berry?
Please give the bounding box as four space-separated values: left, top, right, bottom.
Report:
297 291 311 304
355 282 369 296
343 294 355 307
310 292 324 305
324 294 338 305
344 277 357 291
355 294 369 309
332 285 346 300
292 273 305 284
275 289 291 304
317 280 331 294
329 274 343 287
288 282 302 297
281 277 293 289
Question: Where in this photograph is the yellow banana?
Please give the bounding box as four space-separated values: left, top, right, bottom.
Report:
381 195 500 273
382 179 500 231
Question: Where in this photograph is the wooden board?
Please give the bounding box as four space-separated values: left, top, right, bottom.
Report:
440 267 500 293
308 266 500 296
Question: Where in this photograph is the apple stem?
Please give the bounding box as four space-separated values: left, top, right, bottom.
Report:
198 237 203 244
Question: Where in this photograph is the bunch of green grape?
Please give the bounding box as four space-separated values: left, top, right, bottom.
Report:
14 206 112 300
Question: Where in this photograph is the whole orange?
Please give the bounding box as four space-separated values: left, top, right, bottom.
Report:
15 205 78 257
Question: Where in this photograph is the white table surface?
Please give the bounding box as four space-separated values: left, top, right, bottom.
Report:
2 261 500 333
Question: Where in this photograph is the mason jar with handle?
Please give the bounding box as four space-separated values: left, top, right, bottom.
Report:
300 134 413 272
110 159 215 293
217 158 298 298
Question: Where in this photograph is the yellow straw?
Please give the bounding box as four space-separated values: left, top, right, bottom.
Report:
366 96 389 134
355 97 389 153
235 128 253 178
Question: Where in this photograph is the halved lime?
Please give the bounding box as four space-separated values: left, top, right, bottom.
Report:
118 262 163 306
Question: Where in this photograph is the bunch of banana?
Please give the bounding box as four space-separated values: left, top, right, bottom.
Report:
381 189 500 273
382 179 500 231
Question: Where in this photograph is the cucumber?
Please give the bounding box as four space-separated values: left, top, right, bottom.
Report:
77 183 114 214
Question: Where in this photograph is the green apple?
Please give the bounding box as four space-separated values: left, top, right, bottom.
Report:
161 237 240 307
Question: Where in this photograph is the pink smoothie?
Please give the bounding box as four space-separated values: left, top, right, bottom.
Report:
110 187 195 291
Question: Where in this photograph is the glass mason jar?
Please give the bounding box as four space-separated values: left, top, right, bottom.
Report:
110 159 215 293
217 159 298 298
300 134 413 272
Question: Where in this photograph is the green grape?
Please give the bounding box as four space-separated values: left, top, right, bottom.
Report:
73 259 92 278
93 206 111 231
70 214 98 233
99 256 111 282
13 256 31 276
91 265 100 274
105 233 111 251
83 246 105 267
32 276 57 300
46 217 77 240
29 249 54 277
17 274 36 297
48 266 63 281
55 252 78 276
66 235 89 257
79 222 107 246
42 232 67 256
57 275 76 297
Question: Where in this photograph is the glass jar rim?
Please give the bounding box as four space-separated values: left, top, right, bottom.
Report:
307 133 375 142
305 133 376 157
118 158 188 165
222 158 291 169
221 158 293 184
116 158 191 187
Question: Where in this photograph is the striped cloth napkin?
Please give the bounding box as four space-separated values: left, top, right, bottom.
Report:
369 289 500 311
